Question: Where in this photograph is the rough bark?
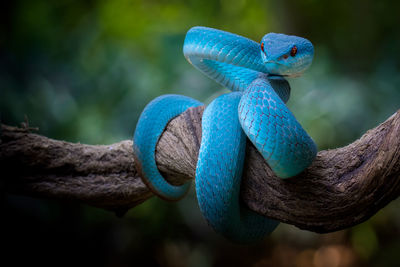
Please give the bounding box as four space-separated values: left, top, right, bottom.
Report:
1 108 399 232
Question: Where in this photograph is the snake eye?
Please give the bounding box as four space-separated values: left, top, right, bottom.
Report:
261 42 265 53
290 45 297 57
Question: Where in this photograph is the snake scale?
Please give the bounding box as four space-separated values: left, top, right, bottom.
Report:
133 26 317 243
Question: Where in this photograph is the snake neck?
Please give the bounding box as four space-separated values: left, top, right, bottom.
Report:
183 26 269 92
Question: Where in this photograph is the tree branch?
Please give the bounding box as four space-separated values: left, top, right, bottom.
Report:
1 107 399 232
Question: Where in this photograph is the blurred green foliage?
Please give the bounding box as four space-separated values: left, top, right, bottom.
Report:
1 0 399 266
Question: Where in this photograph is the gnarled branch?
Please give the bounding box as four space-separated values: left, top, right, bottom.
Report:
1 108 399 232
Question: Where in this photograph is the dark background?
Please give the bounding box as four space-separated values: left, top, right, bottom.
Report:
1 0 399 266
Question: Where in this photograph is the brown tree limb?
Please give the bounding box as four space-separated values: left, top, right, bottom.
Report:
1 108 399 232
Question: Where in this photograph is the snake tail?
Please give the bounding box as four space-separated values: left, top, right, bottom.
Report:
195 92 279 243
133 94 203 201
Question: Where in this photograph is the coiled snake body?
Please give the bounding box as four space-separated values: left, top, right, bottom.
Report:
133 27 317 243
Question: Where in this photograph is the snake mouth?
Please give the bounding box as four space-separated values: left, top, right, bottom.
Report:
264 61 288 69
265 60 283 64
263 61 291 76
263 60 307 77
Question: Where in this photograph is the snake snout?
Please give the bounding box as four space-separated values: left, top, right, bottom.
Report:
261 33 314 77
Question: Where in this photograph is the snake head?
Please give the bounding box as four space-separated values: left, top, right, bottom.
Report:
260 33 314 77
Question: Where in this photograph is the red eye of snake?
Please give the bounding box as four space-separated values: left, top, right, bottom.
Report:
290 45 297 57
261 42 264 53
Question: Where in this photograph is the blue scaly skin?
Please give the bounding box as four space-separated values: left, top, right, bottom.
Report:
133 26 317 242
238 78 316 178
133 94 202 200
196 92 279 243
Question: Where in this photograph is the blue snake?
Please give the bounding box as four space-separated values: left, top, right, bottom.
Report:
133 26 317 243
